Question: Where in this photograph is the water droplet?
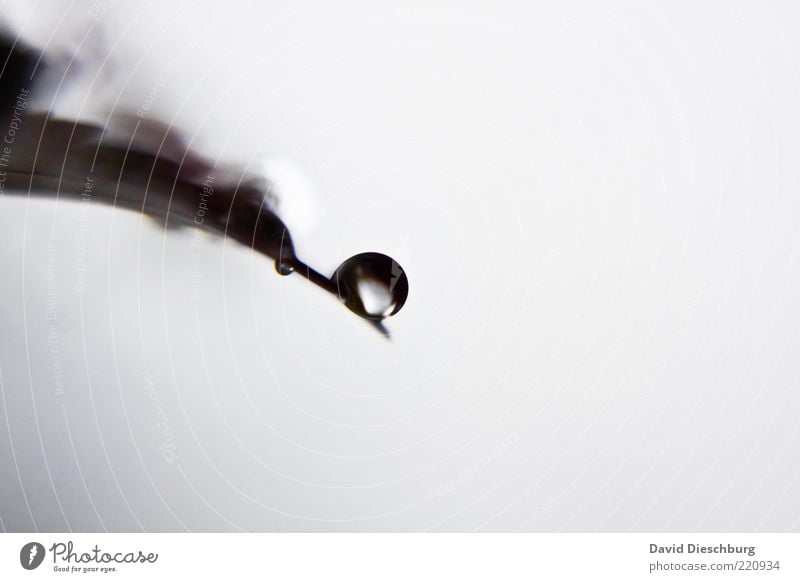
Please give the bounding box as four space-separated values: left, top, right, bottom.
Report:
275 260 294 276
274 243 297 276
333 252 409 320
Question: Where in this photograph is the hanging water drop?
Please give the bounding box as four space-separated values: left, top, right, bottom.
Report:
333 252 409 320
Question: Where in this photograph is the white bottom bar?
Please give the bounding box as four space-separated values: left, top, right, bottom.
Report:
1 533 797 581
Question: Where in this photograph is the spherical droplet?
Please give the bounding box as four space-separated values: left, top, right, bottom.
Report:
333 252 409 320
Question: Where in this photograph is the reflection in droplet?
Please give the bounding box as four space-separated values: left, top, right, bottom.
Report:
357 278 395 318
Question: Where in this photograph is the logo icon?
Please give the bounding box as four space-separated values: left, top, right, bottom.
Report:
20 542 45 570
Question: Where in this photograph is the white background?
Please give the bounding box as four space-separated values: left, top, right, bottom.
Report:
1 0 799 531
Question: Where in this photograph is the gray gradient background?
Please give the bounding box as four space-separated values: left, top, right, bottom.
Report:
1 0 799 531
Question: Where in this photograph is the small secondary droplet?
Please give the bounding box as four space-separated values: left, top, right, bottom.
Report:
275 260 294 276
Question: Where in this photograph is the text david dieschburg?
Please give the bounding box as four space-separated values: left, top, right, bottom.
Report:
650 543 755 557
